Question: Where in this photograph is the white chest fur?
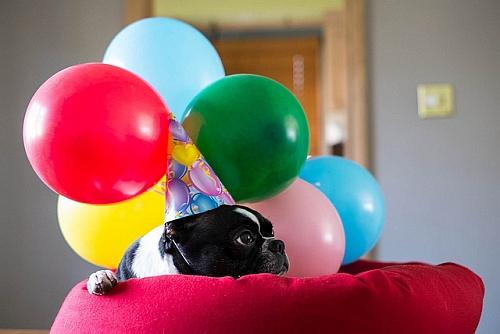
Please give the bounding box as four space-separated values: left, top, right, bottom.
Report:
131 225 179 278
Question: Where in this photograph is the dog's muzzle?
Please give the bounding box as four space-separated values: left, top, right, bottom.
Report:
260 238 289 275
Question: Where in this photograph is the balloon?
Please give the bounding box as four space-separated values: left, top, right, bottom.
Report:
300 156 385 265
183 74 310 202
170 119 189 142
172 143 200 166
23 63 169 204
189 160 223 196
167 179 191 213
169 160 187 180
248 179 345 277
57 181 165 268
103 17 225 121
190 193 218 214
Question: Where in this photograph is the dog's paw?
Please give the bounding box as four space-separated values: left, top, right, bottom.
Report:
87 270 117 295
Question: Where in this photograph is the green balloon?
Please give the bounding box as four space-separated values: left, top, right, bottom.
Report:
183 74 310 202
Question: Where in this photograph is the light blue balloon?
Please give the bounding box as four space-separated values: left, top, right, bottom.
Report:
300 156 385 265
103 17 225 121
190 193 218 214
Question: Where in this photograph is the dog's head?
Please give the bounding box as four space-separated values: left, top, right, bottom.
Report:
163 205 288 277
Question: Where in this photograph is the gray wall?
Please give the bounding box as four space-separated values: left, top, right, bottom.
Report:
0 0 123 328
368 1 500 333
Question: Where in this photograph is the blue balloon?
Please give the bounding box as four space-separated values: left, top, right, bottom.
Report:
169 159 187 179
190 193 218 214
300 156 385 265
103 17 225 121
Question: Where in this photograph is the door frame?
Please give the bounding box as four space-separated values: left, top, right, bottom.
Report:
124 0 369 168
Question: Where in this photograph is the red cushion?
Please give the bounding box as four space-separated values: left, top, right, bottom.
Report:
51 261 484 334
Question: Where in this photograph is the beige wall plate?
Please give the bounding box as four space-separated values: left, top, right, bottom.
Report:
417 84 454 119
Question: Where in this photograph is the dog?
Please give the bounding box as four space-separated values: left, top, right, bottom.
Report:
87 205 288 295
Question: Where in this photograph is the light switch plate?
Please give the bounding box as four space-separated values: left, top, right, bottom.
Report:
417 84 454 119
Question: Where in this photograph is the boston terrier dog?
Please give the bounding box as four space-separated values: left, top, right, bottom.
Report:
87 205 289 295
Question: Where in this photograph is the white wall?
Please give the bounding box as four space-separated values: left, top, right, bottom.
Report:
368 1 500 332
0 0 123 328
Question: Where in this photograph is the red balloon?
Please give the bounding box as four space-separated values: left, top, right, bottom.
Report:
23 63 169 204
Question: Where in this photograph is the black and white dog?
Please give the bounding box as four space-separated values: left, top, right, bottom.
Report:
87 205 288 295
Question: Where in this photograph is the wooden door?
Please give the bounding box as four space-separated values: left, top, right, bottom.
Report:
214 36 321 155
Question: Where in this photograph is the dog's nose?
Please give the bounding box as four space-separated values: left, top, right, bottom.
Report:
269 240 285 254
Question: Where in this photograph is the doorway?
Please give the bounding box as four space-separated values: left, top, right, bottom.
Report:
213 33 322 155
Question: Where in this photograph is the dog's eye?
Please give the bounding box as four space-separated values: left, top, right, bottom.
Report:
235 232 255 246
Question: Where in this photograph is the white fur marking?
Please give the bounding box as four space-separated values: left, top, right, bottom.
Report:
131 225 179 278
234 207 260 226
234 207 274 240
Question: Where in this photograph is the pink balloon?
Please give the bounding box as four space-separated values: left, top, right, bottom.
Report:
247 179 345 277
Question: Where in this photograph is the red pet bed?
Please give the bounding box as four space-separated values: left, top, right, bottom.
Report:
51 261 484 334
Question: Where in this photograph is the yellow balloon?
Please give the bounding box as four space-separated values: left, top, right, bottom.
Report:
172 143 200 166
57 179 165 268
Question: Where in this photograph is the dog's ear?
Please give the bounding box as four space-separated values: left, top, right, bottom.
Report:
165 214 203 244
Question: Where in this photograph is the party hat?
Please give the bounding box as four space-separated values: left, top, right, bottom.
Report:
165 117 235 222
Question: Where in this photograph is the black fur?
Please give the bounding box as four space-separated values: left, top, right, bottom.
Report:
116 241 139 280
116 205 288 280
